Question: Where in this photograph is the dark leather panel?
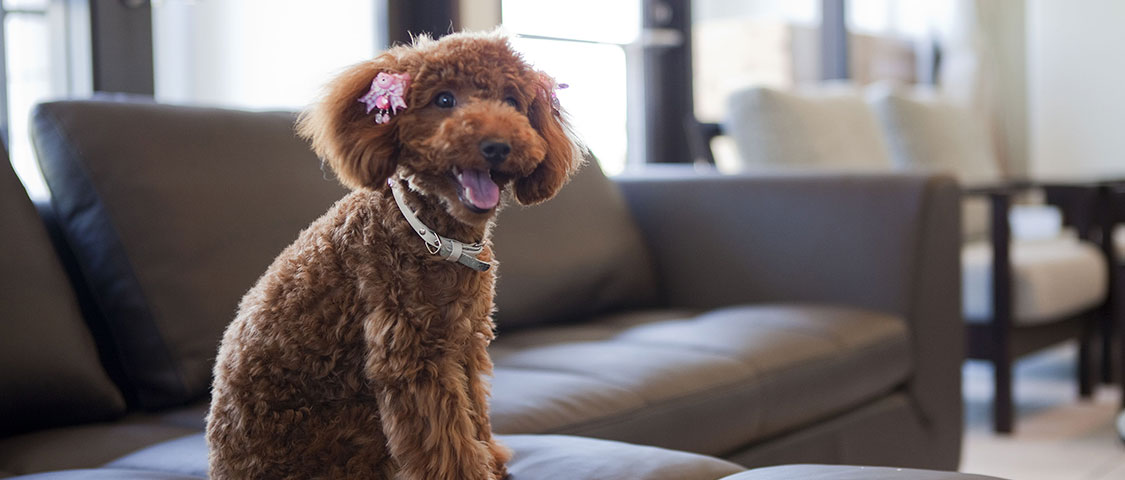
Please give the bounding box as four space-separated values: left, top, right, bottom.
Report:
104 433 745 480
489 305 910 456
0 143 125 435
30 99 347 409
492 160 660 329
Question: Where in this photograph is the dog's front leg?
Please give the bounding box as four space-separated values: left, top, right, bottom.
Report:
465 331 511 479
376 356 496 480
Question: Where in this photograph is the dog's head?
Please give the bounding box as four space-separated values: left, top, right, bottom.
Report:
298 31 583 225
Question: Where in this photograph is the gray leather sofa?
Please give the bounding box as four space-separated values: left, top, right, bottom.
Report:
1 99 967 478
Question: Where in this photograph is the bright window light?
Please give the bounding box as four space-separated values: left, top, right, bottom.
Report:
153 0 377 110
5 9 54 200
502 0 640 45
510 37 628 176
502 0 639 176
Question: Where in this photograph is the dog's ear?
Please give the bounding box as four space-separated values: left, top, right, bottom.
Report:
515 74 583 205
298 55 406 190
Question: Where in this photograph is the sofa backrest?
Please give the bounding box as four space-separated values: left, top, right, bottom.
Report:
1 142 125 434
31 99 348 409
491 159 660 329
29 98 660 408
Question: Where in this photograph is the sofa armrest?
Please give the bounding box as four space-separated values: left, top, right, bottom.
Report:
615 172 963 466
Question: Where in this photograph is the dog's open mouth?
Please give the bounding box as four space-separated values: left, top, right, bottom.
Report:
454 167 500 213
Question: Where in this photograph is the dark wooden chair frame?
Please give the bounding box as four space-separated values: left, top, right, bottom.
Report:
964 183 1106 433
1103 185 1125 408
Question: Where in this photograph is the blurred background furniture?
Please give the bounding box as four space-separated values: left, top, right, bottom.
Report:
0 98 965 477
715 85 1111 434
868 88 1109 434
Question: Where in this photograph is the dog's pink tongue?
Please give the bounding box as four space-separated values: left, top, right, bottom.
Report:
460 168 500 210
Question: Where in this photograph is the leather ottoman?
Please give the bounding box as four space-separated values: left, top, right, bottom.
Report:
725 465 1006 480
5 433 744 480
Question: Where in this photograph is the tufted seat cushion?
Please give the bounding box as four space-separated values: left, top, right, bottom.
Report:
962 236 1108 324
488 305 911 456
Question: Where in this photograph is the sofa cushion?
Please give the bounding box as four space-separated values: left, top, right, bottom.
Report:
492 160 659 329
725 86 893 171
30 99 347 409
0 143 125 436
0 422 197 476
102 433 745 480
963 236 1108 324
488 305 912 457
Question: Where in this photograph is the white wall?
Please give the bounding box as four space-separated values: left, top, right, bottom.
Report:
1028 0 1125 178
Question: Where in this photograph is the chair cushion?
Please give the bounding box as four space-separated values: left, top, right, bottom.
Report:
488 305 912 457
30 99 348 409
491 160 659 329
1115 225 1125 258
963 236 1108 324
102 433 745 480
0 143 125 436
725 86 893 171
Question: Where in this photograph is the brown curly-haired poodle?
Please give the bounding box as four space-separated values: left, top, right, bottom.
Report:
206 31 582 480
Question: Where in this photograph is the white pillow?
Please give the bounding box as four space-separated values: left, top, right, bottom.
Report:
866 87 1001 183
867 87 1002 240
725 86 893 171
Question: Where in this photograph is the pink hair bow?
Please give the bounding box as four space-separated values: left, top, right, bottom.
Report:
358 72 410 124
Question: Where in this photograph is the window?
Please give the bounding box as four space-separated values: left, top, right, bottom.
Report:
4 0 80 200
152 0 378 110
501 0 641 176
691 0 821 171
691 0 821 123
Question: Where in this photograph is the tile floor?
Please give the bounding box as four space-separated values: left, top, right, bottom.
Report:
960 343 1125 480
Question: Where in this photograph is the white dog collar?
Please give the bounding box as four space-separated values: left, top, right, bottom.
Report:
389 178 492 272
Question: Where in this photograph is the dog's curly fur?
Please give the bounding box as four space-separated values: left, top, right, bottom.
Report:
205 31 582 480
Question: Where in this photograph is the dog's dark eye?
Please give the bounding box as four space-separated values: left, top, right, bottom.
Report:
434 92 457 109
504 96 520 109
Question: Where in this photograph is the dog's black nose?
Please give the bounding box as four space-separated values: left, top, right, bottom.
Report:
480 140 511 165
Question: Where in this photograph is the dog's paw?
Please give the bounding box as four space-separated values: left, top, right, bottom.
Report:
486 440 511 480
490 463 509 480
489 440 513 464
